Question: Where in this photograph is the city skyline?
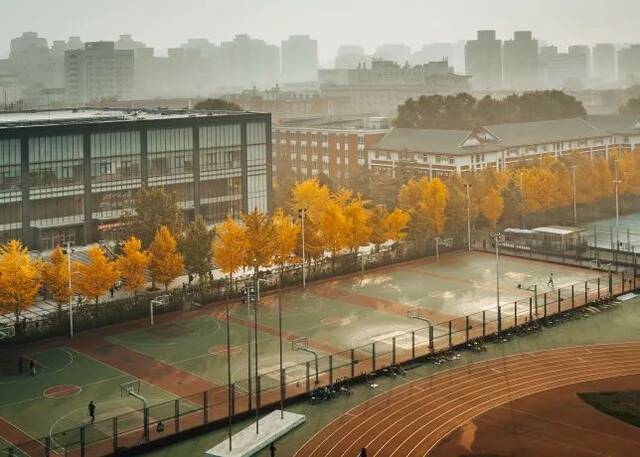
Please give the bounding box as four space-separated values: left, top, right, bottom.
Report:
2 0 639 63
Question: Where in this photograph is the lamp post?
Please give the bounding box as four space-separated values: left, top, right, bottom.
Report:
571 165 577 226
297 208 307 288
464 183 471 251
252 260 260 434
275 255 285 419
225 290 233 451
491 233 505 308
66 241 75 338
613 159 621 251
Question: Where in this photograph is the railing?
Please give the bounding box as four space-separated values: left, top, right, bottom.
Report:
1 266 633 457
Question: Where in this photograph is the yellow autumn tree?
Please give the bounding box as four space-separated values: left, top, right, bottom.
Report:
618 152 640 195
317 198 349 271
289 179 331 222
272 208 301 284
74 246 119 306
117 236 150 296
242 209 276 284
149 226 184 291
480 188 504 231
337 189 372 254
399 177 448 242
384 208 411 242
369 206 390 247
212 216 248 293
0 240 42 322
41 247 70 316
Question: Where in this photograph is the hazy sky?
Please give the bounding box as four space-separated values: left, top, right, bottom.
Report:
1 0 639 62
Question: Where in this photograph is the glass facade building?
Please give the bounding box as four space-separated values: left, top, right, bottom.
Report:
0 109 272 250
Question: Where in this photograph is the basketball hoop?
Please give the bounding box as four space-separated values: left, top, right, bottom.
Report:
292 337 319 383
150 295 170 326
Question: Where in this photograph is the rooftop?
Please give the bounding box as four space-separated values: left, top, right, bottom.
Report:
485 118 605 147
0 108 254 129
372 127 502 155
586 114 640 135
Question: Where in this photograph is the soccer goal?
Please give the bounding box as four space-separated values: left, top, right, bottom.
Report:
292 337 319 384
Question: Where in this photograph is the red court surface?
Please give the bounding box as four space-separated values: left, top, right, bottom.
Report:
294 342 640 457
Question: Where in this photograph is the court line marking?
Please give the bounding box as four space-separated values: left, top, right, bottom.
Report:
0 348 74 385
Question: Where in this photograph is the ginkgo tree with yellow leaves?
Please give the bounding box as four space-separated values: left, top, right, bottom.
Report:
74 246 119 307
149 226 184 291
0 240 42 323
117 236 150 297
212 216 249 293
41 247 70 317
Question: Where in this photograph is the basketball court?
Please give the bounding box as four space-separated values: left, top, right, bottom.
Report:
0 250 615 453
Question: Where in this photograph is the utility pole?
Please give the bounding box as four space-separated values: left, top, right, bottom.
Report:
464 183 472 251
66 241 74 338
614 159 621 251
298 208 307 288
571 165 577 226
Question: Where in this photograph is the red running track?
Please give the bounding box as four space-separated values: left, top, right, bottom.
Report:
294 342 640 457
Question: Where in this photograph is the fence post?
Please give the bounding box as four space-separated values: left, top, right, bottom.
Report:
529 297 533 321
174 399 180 433
482 311 486 337
143 407 149 441
281 368 286 402
8 447 13 457
543 293 547 318
372 343 376 371
514 302 518 327
230 383 235 417
203 391 208 424
411 331 415 359
622 271 625 292
465 316 469 343
557 289 561 313
256 375 261 423
597 277 601 298
392 337 396 365
80 426 86 457
112 416 118 452
497 306 502 332
448 321 452 347
350 348 355 378
329 355 333 385
609 272 613 295
584 281 588 304
45 436 51 457
571 285 575 308
305 362 310 393
429 325 434 352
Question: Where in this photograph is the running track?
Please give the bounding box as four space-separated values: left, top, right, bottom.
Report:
294 342 640 457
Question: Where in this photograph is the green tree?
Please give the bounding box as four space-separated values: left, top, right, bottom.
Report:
181 216 214 280
123 187 183 248
194 98 243 111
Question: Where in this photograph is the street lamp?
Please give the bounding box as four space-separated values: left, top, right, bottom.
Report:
613 159 622 251
274 254 285 419
297 208 307 288
490 233 505 308
571 165 577 226
65 241 75 338
464 183 472 252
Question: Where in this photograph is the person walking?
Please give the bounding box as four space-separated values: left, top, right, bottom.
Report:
359 448 368 457
269 442 277 456
29 359 36 376
547 273 554 289
88 401 96 423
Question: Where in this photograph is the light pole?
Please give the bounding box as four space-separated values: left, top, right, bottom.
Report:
571 165 577 226
491 233 505 308
275 255 285 419
241 286 253 413
252 261 260 434
519 173 525 228
613 159 621 251
225 290 233 451
464 183 471 251
297 208 307 288
66 241 75 338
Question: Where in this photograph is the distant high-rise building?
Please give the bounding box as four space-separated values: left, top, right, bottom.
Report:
411 43 454 66
281 35 318 82
115 34 146 51
64 42 134 104
618 45 640 85
592 43 616 82
568 45 591 79
66 36 84 50
374 44 411 64
8 32 50 89
218 34 280 88
502 31 539 90
335 45 366 69
465 30 502 90
539 46 587 89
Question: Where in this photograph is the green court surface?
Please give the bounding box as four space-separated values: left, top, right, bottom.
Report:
0 251 616 452
0 346 177 448
145 297 640 457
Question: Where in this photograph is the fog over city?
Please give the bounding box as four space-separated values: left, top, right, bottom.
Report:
2 0 639 62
